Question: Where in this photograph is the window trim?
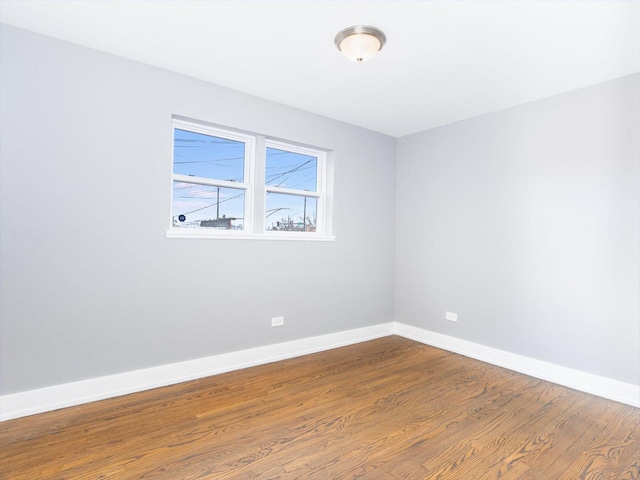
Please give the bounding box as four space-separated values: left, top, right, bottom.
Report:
167 117 335 241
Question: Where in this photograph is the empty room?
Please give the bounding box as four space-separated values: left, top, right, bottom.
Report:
0 1 638 478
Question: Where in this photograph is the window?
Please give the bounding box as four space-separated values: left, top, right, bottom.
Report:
265 142 322 233
171 124 253 231
168 117 333 240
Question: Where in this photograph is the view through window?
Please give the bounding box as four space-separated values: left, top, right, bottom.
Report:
170 118 331 238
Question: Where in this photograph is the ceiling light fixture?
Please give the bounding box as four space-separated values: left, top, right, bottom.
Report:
334 25 386 63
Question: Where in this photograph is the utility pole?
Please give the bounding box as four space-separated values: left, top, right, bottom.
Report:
303 196 307 232
216 186 220 219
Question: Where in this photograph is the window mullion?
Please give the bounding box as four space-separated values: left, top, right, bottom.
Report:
265 186 321 198
253 136 266 233
172 174 248 190
243 136 256 234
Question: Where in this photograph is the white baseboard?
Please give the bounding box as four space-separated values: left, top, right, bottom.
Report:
2 321 637 421
394 322 640 408
0 323 395 421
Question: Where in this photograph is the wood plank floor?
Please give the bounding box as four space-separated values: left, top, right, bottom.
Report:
1 336 638 479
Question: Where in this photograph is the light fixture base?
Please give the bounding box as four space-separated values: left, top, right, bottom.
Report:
335 25 386 62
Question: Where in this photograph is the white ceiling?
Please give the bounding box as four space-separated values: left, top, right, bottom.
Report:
1 1 639 138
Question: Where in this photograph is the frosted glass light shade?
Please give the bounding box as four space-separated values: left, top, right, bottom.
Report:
335 26 386 62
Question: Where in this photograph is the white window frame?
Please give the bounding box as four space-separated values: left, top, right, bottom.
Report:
263 140 327 237
167 117 334 241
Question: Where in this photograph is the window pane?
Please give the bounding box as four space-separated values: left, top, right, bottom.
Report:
173 129 244 182
266 147 317 192
266 193 317 232
172 181 244 230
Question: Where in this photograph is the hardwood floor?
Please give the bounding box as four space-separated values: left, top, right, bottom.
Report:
1 336 638 479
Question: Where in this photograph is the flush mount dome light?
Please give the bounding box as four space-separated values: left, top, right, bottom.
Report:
334 25 386 62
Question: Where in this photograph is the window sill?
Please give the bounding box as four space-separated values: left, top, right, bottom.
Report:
166 229 336 242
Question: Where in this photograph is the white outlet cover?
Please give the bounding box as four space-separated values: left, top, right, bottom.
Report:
446 312 458 322
271 316 284 327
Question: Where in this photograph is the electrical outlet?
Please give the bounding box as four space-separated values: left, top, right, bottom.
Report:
445 311 458 322
271 316 284 327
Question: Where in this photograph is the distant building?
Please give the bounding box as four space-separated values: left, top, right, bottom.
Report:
200 215 235 229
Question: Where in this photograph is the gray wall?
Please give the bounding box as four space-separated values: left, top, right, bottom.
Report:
0 25 396 394
2 24 638 397
396 74 640 385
